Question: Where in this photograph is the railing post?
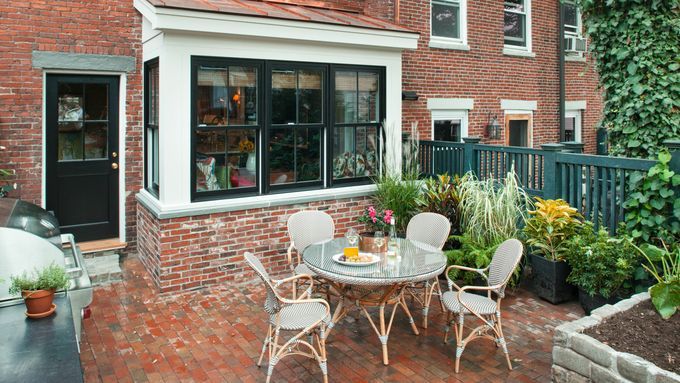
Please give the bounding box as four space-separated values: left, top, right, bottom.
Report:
462 137 481 174
541 143 565 199
560 141 584 153
664 139 680 175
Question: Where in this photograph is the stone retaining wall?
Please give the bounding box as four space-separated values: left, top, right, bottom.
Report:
552 292 680 383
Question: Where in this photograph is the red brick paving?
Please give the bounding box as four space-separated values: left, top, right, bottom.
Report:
80 256 584 382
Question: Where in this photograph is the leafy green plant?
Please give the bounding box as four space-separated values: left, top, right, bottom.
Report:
445 234 500 285
417 173 462 236
623 150 680 245
458 169 530 248
579 0 680 158
565 223 637 299
372 174 422 233
523 198 583 261
630 241 679 319
8 263 70 295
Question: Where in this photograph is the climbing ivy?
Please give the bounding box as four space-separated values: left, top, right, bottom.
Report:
623 150 680 245
579 0 680 158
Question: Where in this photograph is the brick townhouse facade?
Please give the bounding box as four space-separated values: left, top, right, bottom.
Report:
0 0 602 292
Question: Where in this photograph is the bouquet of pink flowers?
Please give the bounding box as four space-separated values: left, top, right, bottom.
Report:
358 206 393 233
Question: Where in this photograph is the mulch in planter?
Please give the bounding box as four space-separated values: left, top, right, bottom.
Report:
584 300 679 374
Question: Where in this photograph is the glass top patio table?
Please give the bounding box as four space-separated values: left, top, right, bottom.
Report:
303 237 446 286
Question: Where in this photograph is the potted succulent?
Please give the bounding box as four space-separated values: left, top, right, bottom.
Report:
564 223 637 314
523 198 583 304
8 263 69 318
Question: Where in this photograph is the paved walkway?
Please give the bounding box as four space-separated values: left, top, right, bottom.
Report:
80 256 583 382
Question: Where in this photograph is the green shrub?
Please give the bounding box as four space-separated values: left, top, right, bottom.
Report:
8 263 69 295
630 240 680 319
417 173 462 236
372 174 422 234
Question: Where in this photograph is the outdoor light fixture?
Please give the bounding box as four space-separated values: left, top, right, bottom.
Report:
486 113 501 140
402 91 419 101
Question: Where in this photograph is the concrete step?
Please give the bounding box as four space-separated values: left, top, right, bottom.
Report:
84 253 122 286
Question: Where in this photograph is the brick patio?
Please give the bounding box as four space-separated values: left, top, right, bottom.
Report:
80 256 584 382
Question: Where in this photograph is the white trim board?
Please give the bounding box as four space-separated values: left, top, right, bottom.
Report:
501 100 537 111
566 100 587 110
427 98 474 110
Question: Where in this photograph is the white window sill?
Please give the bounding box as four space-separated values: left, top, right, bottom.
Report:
565 54 586 62
429 38 470 51
503 47 535 58
136 185 377 219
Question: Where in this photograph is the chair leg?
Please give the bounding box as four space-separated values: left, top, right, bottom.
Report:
443 311 452 343
316 329 328 383
257 325 271 367
455 312 465 373
436 281 446 312
495 311 513 371
266 328 280 383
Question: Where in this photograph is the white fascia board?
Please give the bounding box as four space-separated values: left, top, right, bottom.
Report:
427 98 474 110
566 100 587 110
501 99 537 111
134 0 418 50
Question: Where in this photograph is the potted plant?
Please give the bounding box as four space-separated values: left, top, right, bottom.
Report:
357 206 392 252
522 197 582 304
564 223 637 314
8 263 69 318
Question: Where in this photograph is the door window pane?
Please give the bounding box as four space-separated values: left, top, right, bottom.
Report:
508 119 529 147
197 65 257 126
84 123 108 159
58 122 83 161
432 0 460 39
334 71 357 123
83 83 108 121
269 127 321 185
434 119 461 142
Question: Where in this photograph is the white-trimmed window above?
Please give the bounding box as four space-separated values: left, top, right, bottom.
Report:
563 1 586 60
430 0 468 50
504 0 533 56
432 110 468 142
564 110 582 142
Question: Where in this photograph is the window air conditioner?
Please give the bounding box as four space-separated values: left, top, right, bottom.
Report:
564 36 587 52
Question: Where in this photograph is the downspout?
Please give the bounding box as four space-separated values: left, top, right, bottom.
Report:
558 1 566 142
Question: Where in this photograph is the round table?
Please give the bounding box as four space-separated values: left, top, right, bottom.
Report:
303 237 446 365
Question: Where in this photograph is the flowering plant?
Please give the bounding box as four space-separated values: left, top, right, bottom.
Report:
238 138 254 153
357 206 393 233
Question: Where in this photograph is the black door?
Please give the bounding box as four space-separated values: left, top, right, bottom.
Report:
46 75 119 241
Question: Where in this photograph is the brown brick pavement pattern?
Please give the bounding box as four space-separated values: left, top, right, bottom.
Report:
80 256 584 382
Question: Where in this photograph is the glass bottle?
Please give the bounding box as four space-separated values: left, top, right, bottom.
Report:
387 217 398 257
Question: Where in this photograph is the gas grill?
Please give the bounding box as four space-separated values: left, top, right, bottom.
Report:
0 198 93 345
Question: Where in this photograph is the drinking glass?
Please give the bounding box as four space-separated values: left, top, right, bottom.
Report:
374 231 385 251
345 228 359 247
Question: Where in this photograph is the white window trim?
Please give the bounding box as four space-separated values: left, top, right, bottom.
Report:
429 0 468 50
504 109 534 148
501 99 537 111
427 98 474 111
563 0 584 60
503 0 532 55
431 109 469 142
565 109 583 143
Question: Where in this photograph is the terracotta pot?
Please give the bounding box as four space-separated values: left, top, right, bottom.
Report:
22 289 56 315
359 232 388 253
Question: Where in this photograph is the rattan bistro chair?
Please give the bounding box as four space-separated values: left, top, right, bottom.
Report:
442 238 524 373
404 212 451 328
244 252 331 383
287 210 335 297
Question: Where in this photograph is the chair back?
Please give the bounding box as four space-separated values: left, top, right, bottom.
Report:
406 212 451 250
487 239 524 297
287 210 335 255
244 252 281 315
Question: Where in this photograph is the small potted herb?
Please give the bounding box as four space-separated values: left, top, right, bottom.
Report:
523 198 583 304
564 223 637 314
9 263 69 318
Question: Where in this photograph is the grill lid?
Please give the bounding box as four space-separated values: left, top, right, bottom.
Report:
0 199 61 249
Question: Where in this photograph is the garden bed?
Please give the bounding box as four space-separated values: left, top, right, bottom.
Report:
584 299 679 374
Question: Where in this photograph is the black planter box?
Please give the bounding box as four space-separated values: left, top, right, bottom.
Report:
528 253 577 304
578 288 621 315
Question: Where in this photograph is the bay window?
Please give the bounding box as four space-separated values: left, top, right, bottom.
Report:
191 57 384 201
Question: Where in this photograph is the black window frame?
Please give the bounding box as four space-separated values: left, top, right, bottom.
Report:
190 57 385 202
144 58 160 197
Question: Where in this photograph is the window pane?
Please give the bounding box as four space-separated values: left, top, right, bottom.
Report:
431 2 460 39
83 83 108 121
508 120 528 147
356 126 379 177
195 130 227 191
196 65 257 126
271 70 296 124
270 127 321 185
504 12 526 46
333 126 356 179
151 128 159 188
299 70 323 124
148 63 159 126
58 122 83 161
564 3 577 28
504 0 524 12
84 123 108 159
358 72 379 123
564 116 575 142
434 119 461 142
195 129 257 191
335 71 357 123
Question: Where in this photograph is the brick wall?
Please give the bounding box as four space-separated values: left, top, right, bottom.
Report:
566 58 603 154
137 196 373 293
392 0 602 152
0 1 143 249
